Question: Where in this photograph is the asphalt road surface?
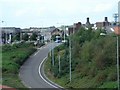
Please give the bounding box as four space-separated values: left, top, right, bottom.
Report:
19 43 62 89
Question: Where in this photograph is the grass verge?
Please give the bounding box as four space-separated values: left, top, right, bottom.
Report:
44 56 117 88
2 43 37 88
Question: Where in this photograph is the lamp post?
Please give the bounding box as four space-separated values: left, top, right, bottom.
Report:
64 25 66 42
49 34 52 57
52 38 54 66
114 29 120 90
116 35 119 90
113 13 119 90
58 54 61 72
69 37 72 82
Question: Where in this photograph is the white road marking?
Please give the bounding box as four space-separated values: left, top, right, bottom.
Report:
34 50 40 56
38 57 59 88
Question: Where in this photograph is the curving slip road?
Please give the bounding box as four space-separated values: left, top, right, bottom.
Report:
19 43 62 89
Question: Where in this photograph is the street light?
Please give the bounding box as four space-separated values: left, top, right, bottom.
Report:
51 38 54 66
63 25 66 42
69 37 72 82
114 26 120 90
116 35 119 90
58 52 61 72
113 13 119 90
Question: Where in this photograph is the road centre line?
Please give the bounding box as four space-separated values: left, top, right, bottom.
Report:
34 50 40 56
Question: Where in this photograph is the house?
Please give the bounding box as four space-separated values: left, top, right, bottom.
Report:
51 28 62 36
84 17 94 28
68 22 82 35
96 17 111 29
74 22 82 33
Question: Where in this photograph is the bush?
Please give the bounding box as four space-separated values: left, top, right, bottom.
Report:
2 61 19 74
46 27 118 88
2 43 37 74
95 71 108 84
107 67 117 81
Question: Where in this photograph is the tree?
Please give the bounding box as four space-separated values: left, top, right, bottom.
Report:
30 33 37 41
22 33 29 41
12 33 20 41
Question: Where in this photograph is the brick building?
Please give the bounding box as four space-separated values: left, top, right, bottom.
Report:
68 22 82 35
96 17 110 29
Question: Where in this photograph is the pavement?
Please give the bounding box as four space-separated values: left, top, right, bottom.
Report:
0 85 17 90
19 43 62 89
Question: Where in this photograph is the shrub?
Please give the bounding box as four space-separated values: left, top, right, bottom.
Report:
2 43 37 74
95 71 108 84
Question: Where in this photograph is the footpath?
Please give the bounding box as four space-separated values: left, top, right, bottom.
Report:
0 85 17 90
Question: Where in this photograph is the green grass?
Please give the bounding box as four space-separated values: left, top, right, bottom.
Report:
2 73 26 88
2 43 37 88
99 81 117 88
44 58 69 87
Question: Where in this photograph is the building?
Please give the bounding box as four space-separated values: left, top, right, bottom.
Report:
96 17 110 29
1 27 22 44
74 22 82 33
68 26 74 35
1 27 21 34
29 27 41 32
68 22 82 35
118 1 120 22
83 17 94 28
51 28 62 36
85 17 91 27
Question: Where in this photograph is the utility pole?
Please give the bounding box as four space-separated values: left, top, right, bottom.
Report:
20 31 22 41
116 35 119 90
69 37 72 82
113 13 119 90
52 39 54 66
64 25 65 42
50 35 51 57
58 54 61 72
5 32 7 44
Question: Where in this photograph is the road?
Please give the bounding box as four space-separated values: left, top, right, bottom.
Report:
19 43 62 89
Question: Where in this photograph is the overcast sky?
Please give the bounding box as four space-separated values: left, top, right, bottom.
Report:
0 0 119 28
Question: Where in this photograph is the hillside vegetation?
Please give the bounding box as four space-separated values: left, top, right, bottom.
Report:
45 27 119 88
2 43 36 88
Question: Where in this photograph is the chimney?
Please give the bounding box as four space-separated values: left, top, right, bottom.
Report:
86 17 90 26
105 17 108 22
87 17 90 23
